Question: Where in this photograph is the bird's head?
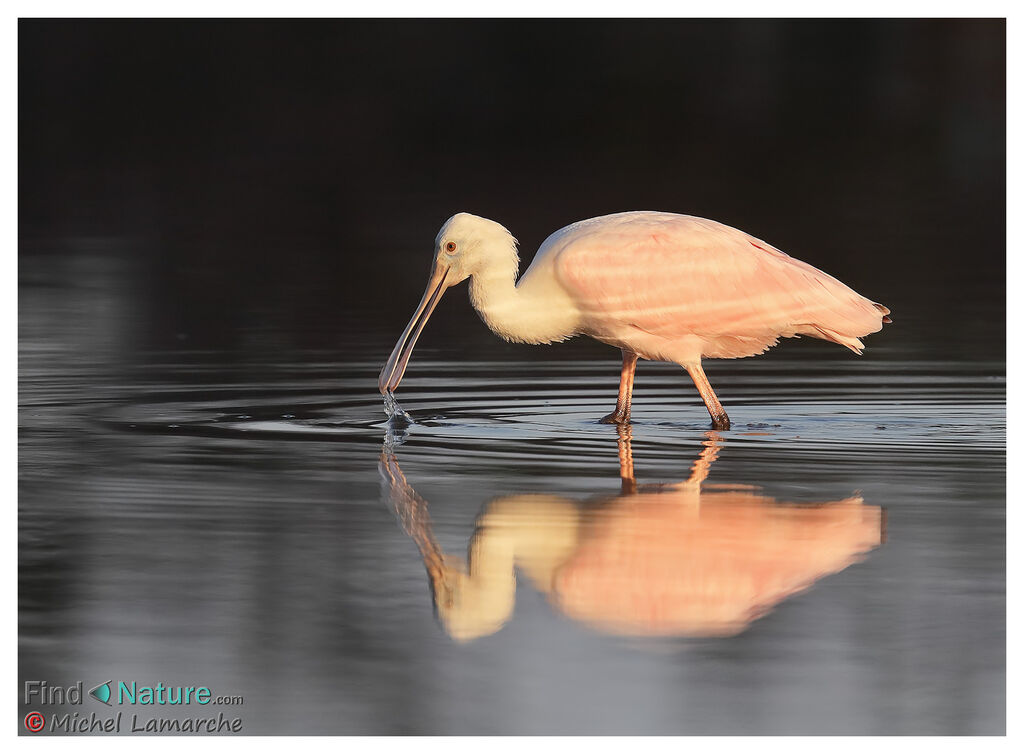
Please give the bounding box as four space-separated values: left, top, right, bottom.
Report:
432 212 519 284
426 554 516 643
378 212 517 395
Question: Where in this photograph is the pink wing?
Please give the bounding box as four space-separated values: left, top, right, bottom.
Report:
552 214 888 359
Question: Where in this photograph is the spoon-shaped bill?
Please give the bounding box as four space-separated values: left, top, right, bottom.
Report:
379 264 451 394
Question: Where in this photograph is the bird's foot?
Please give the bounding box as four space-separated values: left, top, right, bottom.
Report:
599 410 630 425
709 412 731 431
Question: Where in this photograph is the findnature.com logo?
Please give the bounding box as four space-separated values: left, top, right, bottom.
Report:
22 680 245 734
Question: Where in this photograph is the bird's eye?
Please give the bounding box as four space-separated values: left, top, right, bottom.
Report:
444 241 457 253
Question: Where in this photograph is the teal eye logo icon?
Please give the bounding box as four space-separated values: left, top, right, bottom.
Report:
88 681 112 705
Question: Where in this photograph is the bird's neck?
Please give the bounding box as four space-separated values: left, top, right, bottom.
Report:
468 248 578 344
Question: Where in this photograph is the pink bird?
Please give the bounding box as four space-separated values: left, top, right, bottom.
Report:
379 212 891 428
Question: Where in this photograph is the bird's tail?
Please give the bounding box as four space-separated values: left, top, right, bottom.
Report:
803 301 891 355
808 325 866 355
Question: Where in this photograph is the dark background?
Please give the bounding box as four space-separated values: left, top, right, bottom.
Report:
19 19 1005 363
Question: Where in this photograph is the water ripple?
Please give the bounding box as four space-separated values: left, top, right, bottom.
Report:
87 358 1004 466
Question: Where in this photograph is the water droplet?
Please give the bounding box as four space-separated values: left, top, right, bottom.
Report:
383 391 413 427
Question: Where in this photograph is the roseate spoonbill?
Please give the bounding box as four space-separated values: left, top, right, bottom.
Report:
378 212 891 428
380 429 883 641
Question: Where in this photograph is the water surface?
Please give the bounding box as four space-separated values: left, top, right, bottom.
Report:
19 268 1004 734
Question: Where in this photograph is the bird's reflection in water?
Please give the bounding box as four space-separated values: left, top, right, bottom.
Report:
380 429 883 642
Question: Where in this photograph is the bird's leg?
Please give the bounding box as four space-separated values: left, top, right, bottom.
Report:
616 424 637 494
685 431 722 486
685 362 731 430
599 349 639 424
